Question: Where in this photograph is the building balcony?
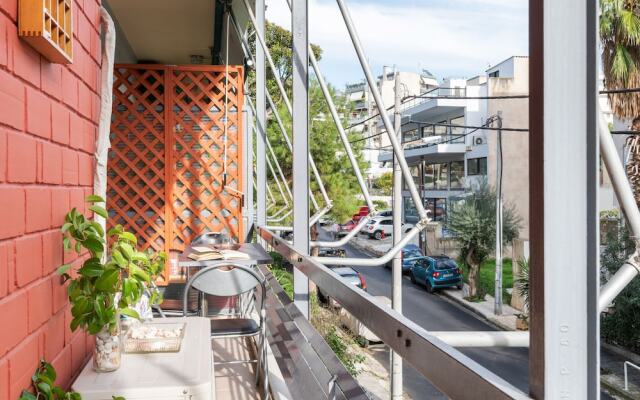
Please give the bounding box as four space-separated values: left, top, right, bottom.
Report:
378 135 467 163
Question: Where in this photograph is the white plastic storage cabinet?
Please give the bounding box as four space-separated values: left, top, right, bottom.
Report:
72 318 213 400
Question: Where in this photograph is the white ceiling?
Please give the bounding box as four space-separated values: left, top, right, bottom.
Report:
106 0 216 65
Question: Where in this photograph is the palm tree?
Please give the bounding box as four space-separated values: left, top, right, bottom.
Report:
600 1 640 201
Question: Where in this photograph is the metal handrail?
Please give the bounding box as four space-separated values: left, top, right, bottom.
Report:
624 361 640 391
258 226 529 399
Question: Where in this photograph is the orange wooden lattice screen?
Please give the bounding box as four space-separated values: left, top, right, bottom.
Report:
108 65 244 281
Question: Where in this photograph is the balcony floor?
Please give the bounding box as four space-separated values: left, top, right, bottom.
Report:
213 337 262 400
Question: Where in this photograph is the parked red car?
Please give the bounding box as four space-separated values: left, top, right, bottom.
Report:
352 206 370 223
336 220 357 237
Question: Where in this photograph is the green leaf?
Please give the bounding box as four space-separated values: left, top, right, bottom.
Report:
112 249 127 268
78 259 104 277
95 268 119 292
74 241 82 254
19 391 37 400
112 396 126 400
57 264 71 275
61 222 73 233
82 236 104 255
119 308 140 320
94 296 106 321
119 243 134 260
118 231 137 244
42 361 56 382
63 237 70 251
85 194 105 203
89 205 108 219
36 381 52 398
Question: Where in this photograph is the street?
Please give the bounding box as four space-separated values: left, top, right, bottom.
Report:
318 229 632 399
318 230 529 399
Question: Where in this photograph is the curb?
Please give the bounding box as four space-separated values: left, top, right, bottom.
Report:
439 290 517 332
601 374 640 400
602 342 640 366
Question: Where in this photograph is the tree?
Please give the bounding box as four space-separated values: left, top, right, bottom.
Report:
446 181 521 299
248 22 366 223
600 1 640 202
373 172 392 196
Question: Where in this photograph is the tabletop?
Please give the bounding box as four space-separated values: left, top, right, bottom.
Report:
71 317 213 400
178 242 273 268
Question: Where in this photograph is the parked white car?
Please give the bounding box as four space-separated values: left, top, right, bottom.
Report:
365 217 413 240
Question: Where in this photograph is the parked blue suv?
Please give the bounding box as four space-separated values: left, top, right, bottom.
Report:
384 244 423 273
410 255 464 293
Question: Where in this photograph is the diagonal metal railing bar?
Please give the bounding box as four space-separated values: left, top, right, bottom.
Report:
313 0 433 266
259 227 530 399
599 109 640 310
234 3 332 211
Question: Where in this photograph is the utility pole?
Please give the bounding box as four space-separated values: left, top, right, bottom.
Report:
391 73 403 400
494 112 503 316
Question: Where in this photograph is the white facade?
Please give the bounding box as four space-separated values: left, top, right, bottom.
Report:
345 67 439 184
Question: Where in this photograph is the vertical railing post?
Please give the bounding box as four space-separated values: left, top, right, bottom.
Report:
243 98 254 233
529 0 599 397
391 73 403 400
255 0 267 228
292 0 310 318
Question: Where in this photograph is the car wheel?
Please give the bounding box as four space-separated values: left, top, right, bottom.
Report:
374 231 383 240
410 271 416 284
426 280 435 294
456 282 464 290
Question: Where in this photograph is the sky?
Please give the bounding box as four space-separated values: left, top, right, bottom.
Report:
265 0 529 89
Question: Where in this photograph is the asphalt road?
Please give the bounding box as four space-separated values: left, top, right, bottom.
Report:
317 229 530 399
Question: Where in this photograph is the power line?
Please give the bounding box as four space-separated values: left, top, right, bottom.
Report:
351 119 528 144
600 88 640 94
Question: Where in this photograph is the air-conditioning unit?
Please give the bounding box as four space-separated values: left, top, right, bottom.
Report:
474 136 486 146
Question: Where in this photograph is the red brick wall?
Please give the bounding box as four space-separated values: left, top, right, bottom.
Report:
0 0 102 398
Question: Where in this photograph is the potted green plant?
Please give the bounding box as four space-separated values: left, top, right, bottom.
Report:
58 195 166 372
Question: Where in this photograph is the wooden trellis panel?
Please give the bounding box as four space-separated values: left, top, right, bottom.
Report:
108 65 244 274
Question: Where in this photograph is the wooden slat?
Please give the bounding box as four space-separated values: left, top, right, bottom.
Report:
108 65 245 283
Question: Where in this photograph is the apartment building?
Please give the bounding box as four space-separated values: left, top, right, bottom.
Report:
345 68 438 184
378 56 531 238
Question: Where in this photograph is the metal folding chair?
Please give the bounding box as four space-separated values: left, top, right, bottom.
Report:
182 263 269 399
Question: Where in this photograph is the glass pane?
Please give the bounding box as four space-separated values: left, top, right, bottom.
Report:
403 129 420 145
404 197 418 223
435 163 449 190
450 116 465 135
467 158 479 175
422 125 434 137
435 198 447 221
424 163 435 189
435 121 447 135
425 198 436 219
450 161 464 189
479 157 488 175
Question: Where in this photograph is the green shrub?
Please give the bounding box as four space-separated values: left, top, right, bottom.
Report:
600 221 640 351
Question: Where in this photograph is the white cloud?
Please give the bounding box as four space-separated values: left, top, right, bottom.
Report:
266 0 528 88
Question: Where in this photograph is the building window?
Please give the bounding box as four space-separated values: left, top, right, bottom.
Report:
422 125 434 137
467 157 488 176
450 115 465 143
403 165 422 190
434 162 449 190
404 197 419 223
425 198 447 222
489 71 499 78
424 163 435 190
435 120 448 136
450 161 465 189
403 129 420 144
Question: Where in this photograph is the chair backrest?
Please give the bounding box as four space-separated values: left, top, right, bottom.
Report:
183 263 266 316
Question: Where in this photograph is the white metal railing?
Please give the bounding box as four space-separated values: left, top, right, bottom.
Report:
625 361 640 391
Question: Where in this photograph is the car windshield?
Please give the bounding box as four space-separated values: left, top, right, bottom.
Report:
404 250 422 258
435 260 458 270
